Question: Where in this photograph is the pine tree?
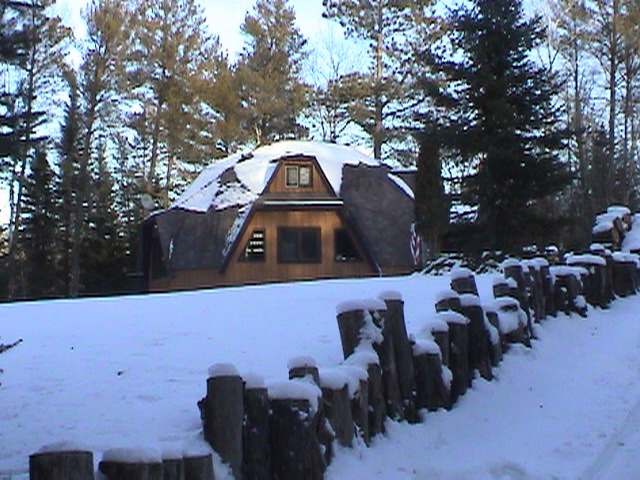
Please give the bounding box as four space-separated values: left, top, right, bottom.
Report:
425 0 572 251
323 0 439 161
20 148 59 299
129 0 224 207
236 0 309 144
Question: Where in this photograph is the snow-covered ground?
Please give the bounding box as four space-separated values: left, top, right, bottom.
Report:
2 273 640 479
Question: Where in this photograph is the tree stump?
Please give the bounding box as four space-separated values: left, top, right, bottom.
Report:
99 448 163 480
336 303 366 359
29 449 94 480
184 454 214 480
459 294 492 381
203 364 244 480
450 267 479 295
242 375 270 480
343 349 385 438
288 356 321 386
318 371 355 447
162 455 183 480
484 307 503 366
420 317 449 366
435 289 464 315
339 364 370 445
379 291 418 423
539 262 557 317
503 260 533 336
441 311 469 404
612 254 638 297
268 395 325 480
412 339 450 411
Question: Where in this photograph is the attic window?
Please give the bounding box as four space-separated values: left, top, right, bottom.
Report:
243 229 265 262
285 165 312 188
335 229 360 262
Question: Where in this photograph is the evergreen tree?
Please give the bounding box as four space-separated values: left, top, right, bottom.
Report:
129 0 224 207
415 134 449 259
236 0 309 144
424 0 572 251
20 148 59 299
81 146 128 295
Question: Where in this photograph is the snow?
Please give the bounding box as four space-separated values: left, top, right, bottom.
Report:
378 290 403 302
266 379 321 413
434 288 460 303
437 310 470 325
419 318 449 334
501 258 522 270
412 339 441 357
287 355 318 370
241 372 266 390
101 447 162 464
5 273 640 478
362 298 387 311
35 441 90 454
336 300 365 315
171 140 383 214
387 173 414 200
458 293 481 308
450 267 474 280
207 363 239 379
566 253 607 267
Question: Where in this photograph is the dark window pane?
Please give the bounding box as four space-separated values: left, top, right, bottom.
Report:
301 229 320 261
278 227 321 263
335 229 359 261
285 166 298 187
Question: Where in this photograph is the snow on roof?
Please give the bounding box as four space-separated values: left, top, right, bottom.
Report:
170 140 388 214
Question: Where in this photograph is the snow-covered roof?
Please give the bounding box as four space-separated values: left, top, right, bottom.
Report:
171 140 387 213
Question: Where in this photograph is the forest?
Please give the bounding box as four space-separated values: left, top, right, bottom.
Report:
0 0 638 301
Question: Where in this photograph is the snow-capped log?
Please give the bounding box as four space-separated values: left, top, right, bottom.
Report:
492 276 511 299
344 349 385 439
612 253 639 298
419 316 450 367
242 382 270 480
378 293 418 423
459 294 493 381
502 260 534 337
288 355 320 386
339 364 370 445
412 339 451 412
268 396 326 480
441 312 470 404
434 289 464 315
318 368 355 448
201 369 243 480
99 448 163 480
566 254 609 308
29 448 94 480
551 266 588 317
450 267 479 296
183 453 214 480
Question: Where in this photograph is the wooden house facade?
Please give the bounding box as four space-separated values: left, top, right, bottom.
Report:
142 141 416 291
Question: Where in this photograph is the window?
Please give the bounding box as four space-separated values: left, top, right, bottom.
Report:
278 227 321 263
335 229 360 262
243 229 265 261
284 165 312 188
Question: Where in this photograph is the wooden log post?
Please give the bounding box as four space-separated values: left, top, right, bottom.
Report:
378 291 418 423
491 297 531 348
450 267 479 295
336 302 366 359
567 254 608 308
612 253 638 297
553 267 588 317
419 317 449 367
525 260 546 323
161 453 183 480
435 289 464 315
339 364 370 445
318 368 355 447
412 338 451 412
202 363 244 480
99 448 163 480
288 357 333 466
439 311 470 404
344 348 386 439
242 373 271 480
29 445 94 480
267 381 325 480
459 294 492 381
503 260 533 337
183 454 214 480
538 260 557 317
483 305 503 366
492 277 511 299
591 244 614 305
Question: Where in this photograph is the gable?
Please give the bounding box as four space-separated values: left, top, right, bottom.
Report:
263 155 336 197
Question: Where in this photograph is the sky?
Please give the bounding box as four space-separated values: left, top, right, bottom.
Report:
54 0 332 59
